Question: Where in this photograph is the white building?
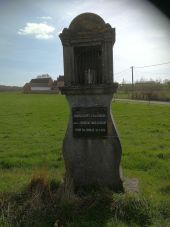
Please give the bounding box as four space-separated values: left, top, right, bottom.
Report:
30 77 53 91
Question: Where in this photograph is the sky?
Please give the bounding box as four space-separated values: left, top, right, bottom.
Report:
0 0 170 86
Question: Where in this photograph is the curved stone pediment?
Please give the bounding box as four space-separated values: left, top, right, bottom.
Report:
69 12 106 32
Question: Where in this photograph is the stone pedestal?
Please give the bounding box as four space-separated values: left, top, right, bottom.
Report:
62 86 123 191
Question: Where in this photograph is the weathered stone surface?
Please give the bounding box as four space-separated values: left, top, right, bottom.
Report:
59 13 123 192
69 13 105 32
59 13 115 86
62 94 123 191
61 84 118 95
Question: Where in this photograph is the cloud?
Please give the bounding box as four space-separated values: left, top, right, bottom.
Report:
18 22 55 39
37 16 52 20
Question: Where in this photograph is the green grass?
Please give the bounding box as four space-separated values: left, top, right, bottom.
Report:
0 92 170 226
0 92 68 192
112 101 170 201
114 92 130 99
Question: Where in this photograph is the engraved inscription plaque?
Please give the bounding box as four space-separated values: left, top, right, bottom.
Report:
72 107 107 137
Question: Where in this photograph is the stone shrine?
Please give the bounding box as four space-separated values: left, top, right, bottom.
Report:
59 13 123 192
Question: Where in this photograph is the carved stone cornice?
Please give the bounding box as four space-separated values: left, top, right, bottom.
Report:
59 13 115 46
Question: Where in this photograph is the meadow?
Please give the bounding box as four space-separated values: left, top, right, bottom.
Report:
0 92 170 226
116 81 170 101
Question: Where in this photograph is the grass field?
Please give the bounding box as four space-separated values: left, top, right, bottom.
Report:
0 92 170 226
0 92 69 192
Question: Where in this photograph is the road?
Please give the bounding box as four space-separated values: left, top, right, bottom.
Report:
113 98 170 105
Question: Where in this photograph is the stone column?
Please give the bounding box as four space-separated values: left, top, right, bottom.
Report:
62 91 123 192
63 46 75 86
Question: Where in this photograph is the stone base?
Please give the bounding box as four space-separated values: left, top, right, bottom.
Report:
123 178 139 194
62 93 123 192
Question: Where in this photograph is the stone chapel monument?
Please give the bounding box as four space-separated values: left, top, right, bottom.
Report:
59 13 123 192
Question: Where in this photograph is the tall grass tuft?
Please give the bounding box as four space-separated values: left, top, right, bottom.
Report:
111 193 152 226
0 177 170 226
0 176 60 227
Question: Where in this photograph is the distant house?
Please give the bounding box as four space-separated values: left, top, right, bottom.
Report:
30 77 53 91
57 75 64 90
23 83 31 93
52 75 64 92
52 80 59 91
23 74 64 93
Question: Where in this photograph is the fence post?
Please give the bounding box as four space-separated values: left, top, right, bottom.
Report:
131 66 134 99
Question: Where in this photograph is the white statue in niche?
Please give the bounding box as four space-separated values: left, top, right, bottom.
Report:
85 69 96 84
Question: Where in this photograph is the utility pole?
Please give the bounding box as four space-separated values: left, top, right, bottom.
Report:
131 66 134 99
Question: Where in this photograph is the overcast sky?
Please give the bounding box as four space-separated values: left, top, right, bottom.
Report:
0 0 170 86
